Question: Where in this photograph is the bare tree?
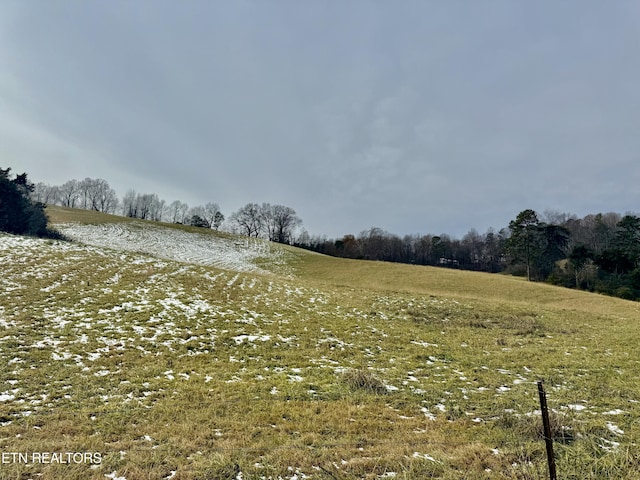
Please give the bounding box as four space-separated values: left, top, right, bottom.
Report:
122 191 163 220
358 227 387 260
78 178 93 209
100 187 118 214
122 189 138 218
260 203 275 239
541 209 574 226
148 194 165 221
85 178 103 211
461 228 484 267
85 178 118 213
136 193 155 220
177 202 189 224
167 200 189 223
32 182 60 205
31 182 46 203
295 228 311 246
230 203 263 237
259 203 302 243
565 212 621 254
357 227 403 261
58 180 81 208
203 202 223 230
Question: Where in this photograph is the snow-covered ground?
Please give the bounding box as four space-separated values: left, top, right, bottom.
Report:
56 222 288 273
0 228 634 478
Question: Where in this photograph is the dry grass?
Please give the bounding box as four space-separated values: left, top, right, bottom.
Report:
341 369 388 395
45 204 133 225
0 208 639 478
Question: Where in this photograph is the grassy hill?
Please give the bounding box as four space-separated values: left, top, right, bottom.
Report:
0 206 638 479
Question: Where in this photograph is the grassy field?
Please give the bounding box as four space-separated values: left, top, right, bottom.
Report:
0 206 639 479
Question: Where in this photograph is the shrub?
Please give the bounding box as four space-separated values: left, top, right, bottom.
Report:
0 167 63 239
342 368 387 394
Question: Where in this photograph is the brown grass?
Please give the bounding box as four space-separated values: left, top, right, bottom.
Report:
0 207 638 478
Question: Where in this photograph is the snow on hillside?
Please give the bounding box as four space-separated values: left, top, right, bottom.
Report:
56 222 287 273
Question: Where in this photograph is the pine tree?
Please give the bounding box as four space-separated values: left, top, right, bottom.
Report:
506 209 545 281
0 167 52 237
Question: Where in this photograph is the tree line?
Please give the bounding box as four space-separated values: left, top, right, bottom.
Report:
28 174 302 244
295 209 640 301
6 167 639 301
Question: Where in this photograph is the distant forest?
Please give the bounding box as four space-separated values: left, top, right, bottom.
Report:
6 167 640 302
294 209 640 301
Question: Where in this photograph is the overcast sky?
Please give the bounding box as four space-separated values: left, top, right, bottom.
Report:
2 1 640 239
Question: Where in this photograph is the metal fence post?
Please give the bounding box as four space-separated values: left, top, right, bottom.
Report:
537 380 557 480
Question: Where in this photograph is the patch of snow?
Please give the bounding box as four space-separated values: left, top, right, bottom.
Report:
0 392 16 402
606 422 624 435
412 452 440 463
105 472 127 480
232 334 272 345
599 438 621 451
411 341 438 348
57 222 286 273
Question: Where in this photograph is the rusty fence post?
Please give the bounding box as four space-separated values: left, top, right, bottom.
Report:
537 380 557 480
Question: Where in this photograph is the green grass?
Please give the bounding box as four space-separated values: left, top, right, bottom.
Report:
0 207 639 478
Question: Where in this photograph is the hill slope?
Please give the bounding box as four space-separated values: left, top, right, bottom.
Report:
0 207 638 479
48 205 299 275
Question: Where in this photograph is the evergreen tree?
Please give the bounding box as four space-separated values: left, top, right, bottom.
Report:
612 215 640 267
189 214 210 228
539 224 570 278
568 245 594 288
506 209 545 281
0 167 57 237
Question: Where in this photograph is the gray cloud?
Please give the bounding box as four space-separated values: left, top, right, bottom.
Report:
2 1 640 238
